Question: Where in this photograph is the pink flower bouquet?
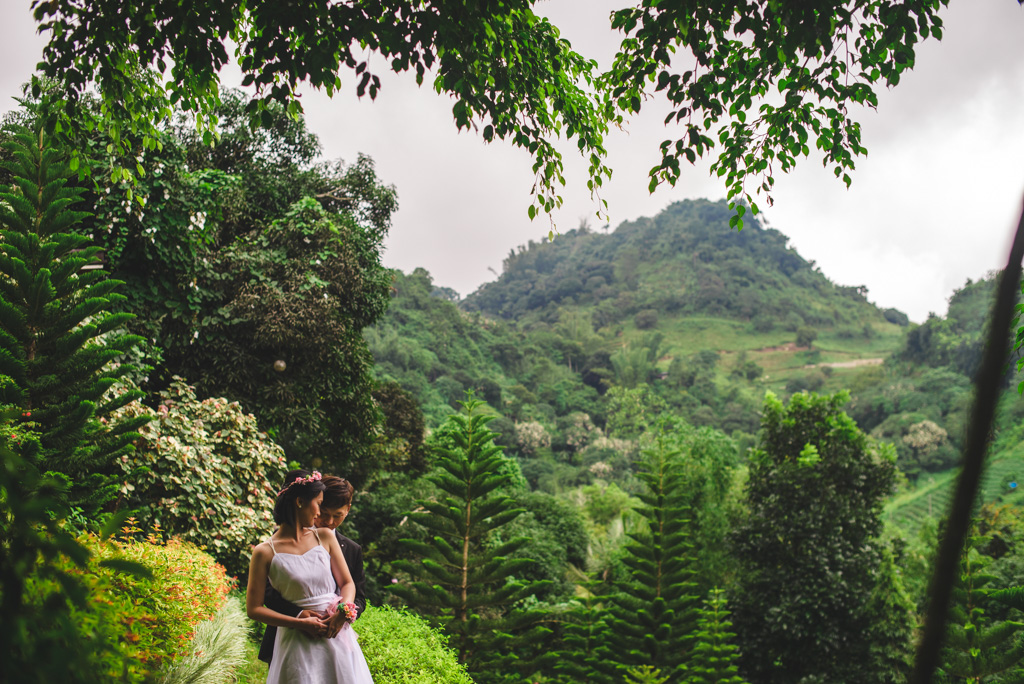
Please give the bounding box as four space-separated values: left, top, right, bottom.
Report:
326 600 358 623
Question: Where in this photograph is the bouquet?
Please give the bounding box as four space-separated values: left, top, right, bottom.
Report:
326 599 359 624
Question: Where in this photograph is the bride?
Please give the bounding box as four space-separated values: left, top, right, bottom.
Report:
246 470 374 683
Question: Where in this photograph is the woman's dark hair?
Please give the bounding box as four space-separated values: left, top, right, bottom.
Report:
322 475 355 509
273 469 326 526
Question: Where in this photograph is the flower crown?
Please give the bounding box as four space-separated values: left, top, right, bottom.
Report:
277 471 322 496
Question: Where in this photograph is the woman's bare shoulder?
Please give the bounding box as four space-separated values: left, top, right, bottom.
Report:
251 540 275 560
316 527 340 547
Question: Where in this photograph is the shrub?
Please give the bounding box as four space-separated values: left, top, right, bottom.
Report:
22 523 234 682
356 605 474 684
634 309 659 330
795 326 818 348
112 378 290 577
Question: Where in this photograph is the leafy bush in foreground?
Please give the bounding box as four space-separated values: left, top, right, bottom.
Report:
357 605 473 684
112 378 289 577
22 523 233 681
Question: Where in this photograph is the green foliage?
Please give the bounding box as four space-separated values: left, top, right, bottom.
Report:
392 398 551 682
18 522 233 682
0 408 113 684
683 588 748 684
31 0 611 223
552 580 615 684
502 490 590 601
605 0 947 219
597 432 701 682
731 391 912 684
0 119 146 507
643 421 742 591
938 533 1024 682
356 605 474 684
172 196 391 477
91 521 235 670
110 378 289 578
795 326 818 348
8 94 400 482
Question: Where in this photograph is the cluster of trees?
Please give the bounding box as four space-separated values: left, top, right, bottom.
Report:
372 387 1024 683
4 1 1023 680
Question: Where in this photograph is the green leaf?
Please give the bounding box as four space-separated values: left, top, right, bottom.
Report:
98 558 154 579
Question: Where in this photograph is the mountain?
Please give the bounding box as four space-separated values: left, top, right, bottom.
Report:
367 197 1024 530
369 199 907 445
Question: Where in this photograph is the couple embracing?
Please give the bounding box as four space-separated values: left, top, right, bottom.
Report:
246 470 373 683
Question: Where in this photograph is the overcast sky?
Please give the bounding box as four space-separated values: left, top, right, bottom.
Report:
3 0 1024 322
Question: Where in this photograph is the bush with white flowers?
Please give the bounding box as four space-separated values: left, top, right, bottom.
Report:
111 378 289 577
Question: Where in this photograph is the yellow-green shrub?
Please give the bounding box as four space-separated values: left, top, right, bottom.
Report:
357 605 474 684
22 523 234 682
111 378 289 577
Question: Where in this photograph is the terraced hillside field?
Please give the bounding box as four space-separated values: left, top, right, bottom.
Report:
886 442 1024 533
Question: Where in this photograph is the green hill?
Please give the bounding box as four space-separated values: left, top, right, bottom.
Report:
370 199 907 447
367 197 1024 533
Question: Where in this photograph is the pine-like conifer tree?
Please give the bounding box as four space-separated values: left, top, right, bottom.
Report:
597 432 700 682
552 575 616 684
938 533 1024 681
683 588 748 684
0 120 145 508
391 398 551 683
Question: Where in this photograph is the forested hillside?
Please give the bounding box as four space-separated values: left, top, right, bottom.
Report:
367 200 1024 524
370 199 907 454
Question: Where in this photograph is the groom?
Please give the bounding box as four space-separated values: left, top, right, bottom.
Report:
258 474 368 664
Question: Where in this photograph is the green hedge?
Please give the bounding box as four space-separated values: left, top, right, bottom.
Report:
358 605 474 684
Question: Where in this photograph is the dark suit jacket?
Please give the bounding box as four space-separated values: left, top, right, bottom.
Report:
257 530 367 664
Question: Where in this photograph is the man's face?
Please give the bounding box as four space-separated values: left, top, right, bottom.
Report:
316 504 351 530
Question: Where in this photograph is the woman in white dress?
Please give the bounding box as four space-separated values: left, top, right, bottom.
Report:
246 470 374 684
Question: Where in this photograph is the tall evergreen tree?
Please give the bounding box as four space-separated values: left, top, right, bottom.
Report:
0 120 145 508
552 575 616 684
683 588 748 684
938 532 1024 682
731 391 911 684
597 430 700 682
391 398 550 683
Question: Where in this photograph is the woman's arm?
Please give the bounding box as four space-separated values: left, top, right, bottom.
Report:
321 529 357 638
322 528 356 604
246 543 326 637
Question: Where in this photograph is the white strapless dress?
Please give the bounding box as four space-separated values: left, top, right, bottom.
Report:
266 545 374 684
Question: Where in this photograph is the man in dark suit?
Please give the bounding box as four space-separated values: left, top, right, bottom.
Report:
258 475 366 664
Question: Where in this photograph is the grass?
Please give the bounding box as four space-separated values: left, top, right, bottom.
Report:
232 639 267 684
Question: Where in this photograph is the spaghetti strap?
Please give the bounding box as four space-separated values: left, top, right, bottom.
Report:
268 537 277 555
313 527 323 547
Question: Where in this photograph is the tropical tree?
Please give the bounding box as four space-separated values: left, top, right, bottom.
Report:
0 117 150 683
552 577 615 684
683 588 748 684
391 398 550 683
29 0 611 223
731 390 913 684
0 95 399 478
0 119 146 508
597 430 701 683
938 532 1024 682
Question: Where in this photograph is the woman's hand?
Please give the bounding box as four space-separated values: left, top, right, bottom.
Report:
294 613 328 638
324 609 348 638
